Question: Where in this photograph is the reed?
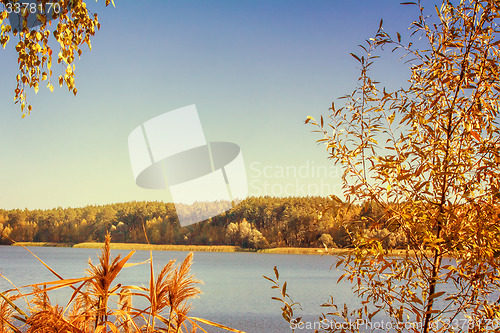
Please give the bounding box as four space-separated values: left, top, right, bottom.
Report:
0 233 244 333
73 243 240 253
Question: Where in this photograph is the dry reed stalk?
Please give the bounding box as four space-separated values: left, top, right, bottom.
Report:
0 293 15 333
85 233 134 331
165 253 201 333
132 251 201 332
26 303 77 333
68 286 96 333
116 288 132 333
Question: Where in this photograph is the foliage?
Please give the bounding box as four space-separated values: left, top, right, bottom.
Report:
0 233 243 332
317 233 335 248
0 0 115 116
0 197 379 249
225 219 269 250
263 267 302 333
289 0 500 332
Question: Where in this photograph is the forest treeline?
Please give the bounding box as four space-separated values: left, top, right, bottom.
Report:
0 196 407 249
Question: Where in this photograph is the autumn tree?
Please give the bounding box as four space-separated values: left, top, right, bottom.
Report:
301 0 500 332
225 219 269 249
0 0 115 116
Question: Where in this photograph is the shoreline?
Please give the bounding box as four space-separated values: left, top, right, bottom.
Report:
11 242 336 255
10 242 413 256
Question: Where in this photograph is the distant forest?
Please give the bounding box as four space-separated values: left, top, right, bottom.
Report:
0 197 407 249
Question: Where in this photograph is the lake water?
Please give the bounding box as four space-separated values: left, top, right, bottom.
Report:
2 246 497 332
0 246 349 333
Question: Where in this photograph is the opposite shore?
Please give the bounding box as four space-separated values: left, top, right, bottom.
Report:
10 242 332 255
9 242 411 256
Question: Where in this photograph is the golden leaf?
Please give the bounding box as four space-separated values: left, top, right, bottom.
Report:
471 131 480 141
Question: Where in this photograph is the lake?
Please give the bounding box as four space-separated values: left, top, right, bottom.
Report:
2 246 496 332
0 246 348 333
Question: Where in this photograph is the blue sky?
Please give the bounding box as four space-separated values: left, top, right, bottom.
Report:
0 0 423 209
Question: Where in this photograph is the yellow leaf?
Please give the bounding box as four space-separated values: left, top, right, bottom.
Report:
428 291 445 301
471 131 480 141
305 116 315 124
388 113 395 125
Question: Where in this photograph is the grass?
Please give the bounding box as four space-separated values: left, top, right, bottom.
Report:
258 247 330 255
11 242 75 247
73 243 241 253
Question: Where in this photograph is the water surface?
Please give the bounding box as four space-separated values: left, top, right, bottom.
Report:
0 246 345 332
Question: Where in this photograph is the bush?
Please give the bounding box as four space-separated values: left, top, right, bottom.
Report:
317 233 336 248
225 219 269 250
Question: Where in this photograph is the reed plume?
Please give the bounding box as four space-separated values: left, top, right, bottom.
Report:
135 251 201 332
166 253 201 333
68 286 95 332
26 303 76 333
116 288 133 333
86 233 121 327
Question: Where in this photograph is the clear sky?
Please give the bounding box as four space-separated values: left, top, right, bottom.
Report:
0 0 427 210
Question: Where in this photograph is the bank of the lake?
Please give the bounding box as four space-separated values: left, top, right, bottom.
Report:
11 242 416 256
12 242 331 255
